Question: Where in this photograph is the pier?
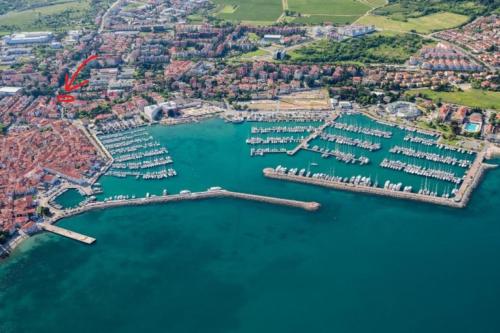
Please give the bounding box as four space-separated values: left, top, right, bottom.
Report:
39 223 96 244
287 116 337 156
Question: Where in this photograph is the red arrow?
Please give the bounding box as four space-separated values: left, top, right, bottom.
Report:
63 54 98 92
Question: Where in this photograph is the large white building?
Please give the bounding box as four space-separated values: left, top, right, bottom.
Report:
386 101 421 119
0 86 22 97
143 101 178 122
4 32 53 45
337 25 375 38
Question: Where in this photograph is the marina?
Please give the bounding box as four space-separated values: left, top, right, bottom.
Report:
33 115 496 250
97 128 178 181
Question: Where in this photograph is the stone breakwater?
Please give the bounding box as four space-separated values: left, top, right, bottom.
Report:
49 189 320 225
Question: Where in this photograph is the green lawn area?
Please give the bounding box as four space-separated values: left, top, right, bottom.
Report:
212 0 283 23
289 33 427 64
362 0 387 7
356 12 469 34
287 0 373 24
406 89 500 110
0 1 90 31
231 48 270 60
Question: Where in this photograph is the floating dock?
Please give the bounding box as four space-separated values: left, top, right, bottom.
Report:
39 223 96 245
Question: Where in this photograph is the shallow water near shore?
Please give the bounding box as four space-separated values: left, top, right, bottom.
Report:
1 118 500 333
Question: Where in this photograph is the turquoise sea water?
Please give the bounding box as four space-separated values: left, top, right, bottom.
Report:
1 118 499 333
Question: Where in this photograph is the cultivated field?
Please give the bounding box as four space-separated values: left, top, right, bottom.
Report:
356 12 469 34
288 0 370 15
212 0 283 23
406 89 500 110
213 0 382 25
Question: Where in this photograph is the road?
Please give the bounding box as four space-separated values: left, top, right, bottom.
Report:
99 0 122 33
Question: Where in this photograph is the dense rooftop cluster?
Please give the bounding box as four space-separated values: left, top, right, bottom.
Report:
435 15 499 68
0 113 103 233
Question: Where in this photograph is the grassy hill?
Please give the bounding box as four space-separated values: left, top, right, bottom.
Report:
288 33 429 64
0 0 111 32
406 89 500 110
356 12 469 34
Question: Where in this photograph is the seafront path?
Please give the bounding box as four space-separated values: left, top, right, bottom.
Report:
40 189 320 244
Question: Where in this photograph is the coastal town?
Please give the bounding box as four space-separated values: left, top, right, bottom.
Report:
0 0 499 257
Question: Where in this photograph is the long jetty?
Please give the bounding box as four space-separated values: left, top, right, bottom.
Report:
263 149 495 208
48 189 319 224
39 223 96 244
65 190 319 215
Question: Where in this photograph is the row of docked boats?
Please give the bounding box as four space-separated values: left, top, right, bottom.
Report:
403 134 474 155
328 121 392 138
106 168 177 180
397 125 439 137
246 136 303 145
273 165 455 198
389 145 472 168
111 156 174 170
380 158 462 184
113 147 169 163
96 118 145 134
99 129 149 145
319 133 381 151
109 141 161 155
250 125 318 134
403 134 436 146
308 145 370 165
105 136 153 150
250 147 288 156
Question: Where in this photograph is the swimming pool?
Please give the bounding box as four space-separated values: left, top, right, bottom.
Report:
463 122 481 133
